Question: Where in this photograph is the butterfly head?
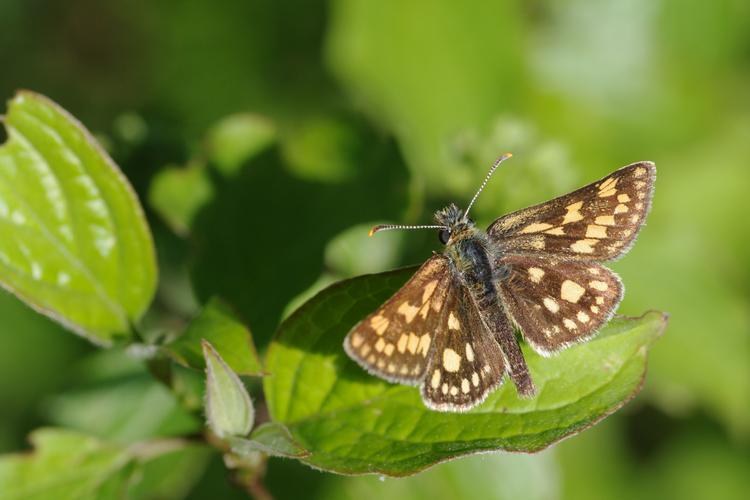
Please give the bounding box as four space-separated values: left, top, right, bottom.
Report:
434 203 475 244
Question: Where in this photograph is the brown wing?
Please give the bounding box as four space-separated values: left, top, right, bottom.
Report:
344 255 452 385
497 255 623 356
488 162 655 261
421 284 507 411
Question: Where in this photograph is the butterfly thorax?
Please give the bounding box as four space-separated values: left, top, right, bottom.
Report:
434 204 501 306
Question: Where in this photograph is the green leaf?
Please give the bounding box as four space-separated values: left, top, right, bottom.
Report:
206 113 276 176
203 340 254 439
0 428 211 500
0 91 157 344
166 297 263 376
0 428 136 500
148 160 214 236
230 422 309 459
263 268 666 476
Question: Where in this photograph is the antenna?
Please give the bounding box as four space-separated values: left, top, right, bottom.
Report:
369 224 446 237
463 152 513 219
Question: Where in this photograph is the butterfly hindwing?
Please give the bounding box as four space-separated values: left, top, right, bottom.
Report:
344 255 452 384
497 255 623 356
421 284 506 411
488 162 655 261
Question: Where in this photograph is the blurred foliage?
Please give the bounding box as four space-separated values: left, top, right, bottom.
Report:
1 0 748 499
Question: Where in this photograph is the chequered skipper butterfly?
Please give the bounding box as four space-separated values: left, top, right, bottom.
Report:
344 154 655 411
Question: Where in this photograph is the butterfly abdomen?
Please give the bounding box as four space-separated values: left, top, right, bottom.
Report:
447 236 536 398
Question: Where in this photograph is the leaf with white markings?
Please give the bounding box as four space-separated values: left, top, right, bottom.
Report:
0 91 157 344
262 268 666 476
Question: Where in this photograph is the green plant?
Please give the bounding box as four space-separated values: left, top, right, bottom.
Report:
0 91 666 498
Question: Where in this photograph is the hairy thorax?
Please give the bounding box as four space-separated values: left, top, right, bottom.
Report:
443 226 502 306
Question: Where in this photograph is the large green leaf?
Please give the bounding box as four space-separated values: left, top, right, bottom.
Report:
263 268 666 476
0 91 157 344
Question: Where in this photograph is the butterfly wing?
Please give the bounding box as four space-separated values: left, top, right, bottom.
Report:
344 255 452 384
421 283 507 411
488 162 655 261
497 255 623 356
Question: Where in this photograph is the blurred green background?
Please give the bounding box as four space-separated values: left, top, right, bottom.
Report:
1 0 748 499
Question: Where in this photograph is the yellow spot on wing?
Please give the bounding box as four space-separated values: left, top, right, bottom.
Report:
562 201 585 224
417 334 431 357
545 226 565 235
618 193 631 202
351 333 363 348
422 280 438 303
520 222 554 234
397 334 408 353
472 372 480 386
418 301 431 319
370 315 390 335
442 348 461 372
586 224 608 239
595 215 616 226
590 280 609 291
384 343 394 356
577 311 591 323
561 280 586 303
528 267 545 283
431 369 441 388
407 333 419 353
375 338 385 352
398 302 420 323
448 312 460 330
571 239 598 253
529 236 546 250
563 318 578 330
544 297 560 313
615 204 629 214
450 386 459 396
599 177 618 192
461 379 470 393
465 343 474 362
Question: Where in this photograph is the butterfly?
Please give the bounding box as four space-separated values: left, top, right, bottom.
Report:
343 154 656 412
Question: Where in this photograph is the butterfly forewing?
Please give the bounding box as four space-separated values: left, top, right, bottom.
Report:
488 162 655 261
344 256 452 384
421 284 506 411
497 256 623 356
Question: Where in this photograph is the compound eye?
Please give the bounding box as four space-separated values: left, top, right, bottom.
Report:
438 229 450 245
